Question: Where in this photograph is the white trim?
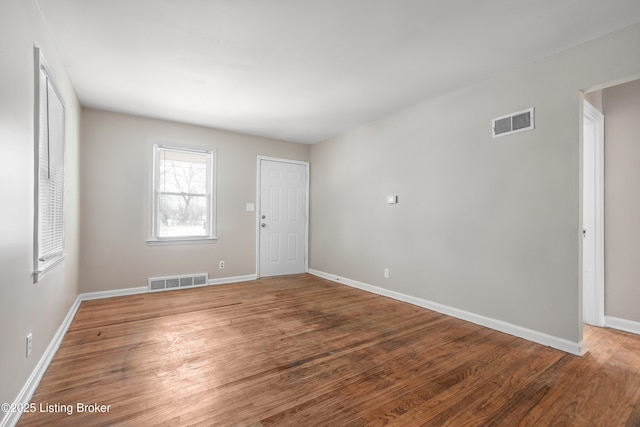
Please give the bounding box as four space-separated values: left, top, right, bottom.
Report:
147 238 217 246
578 340 588 355
149 144 217 242
1 296 82 427
605 316 640 335
79 275 258 299
208 274 257 286
80 286 148 301
582 99 605 327
32 254 65 282
33 47 66 283
256 156 310 278
309 269 584 356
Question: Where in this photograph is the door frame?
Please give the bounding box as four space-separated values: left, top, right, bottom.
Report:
256 156 310 278
582 99 605 327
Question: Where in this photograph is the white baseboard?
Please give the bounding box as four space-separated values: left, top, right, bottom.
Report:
605 316 640 335
208 274 257 286
2 273 259 427
309 269 583 356
1 295 82 427
78 274 259 300
578 339 587 355
80 286 148 301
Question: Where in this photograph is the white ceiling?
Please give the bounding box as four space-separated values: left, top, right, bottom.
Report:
36 0 640 144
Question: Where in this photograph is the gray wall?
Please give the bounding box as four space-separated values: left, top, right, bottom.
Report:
584 90 603 113
0 0 81 412
80 108 310 293
310 23 640 344
603 79 640 323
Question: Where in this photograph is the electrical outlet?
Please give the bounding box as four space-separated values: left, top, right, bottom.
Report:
219 261 225 269
384 268 389 279
26 333 32 358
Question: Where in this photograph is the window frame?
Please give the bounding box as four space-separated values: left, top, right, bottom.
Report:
33 48 66 282
148 144 217 245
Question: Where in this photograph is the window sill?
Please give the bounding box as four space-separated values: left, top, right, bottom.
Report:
33 254 65 283
147 238 217 246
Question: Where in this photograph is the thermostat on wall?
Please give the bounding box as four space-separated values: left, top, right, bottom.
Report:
386 195 398 204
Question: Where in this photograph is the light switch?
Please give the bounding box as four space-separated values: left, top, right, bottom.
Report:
386 195 398 204
246 203 255 212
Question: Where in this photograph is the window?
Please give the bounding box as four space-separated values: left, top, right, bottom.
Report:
34 48 65 282
150 145 216 243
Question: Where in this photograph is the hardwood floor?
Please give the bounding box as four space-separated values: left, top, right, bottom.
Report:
18 274 640 426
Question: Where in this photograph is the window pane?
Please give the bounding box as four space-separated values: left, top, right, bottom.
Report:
151 145 215 242
34 52 65 280
158 194 208 237
159 150 207 195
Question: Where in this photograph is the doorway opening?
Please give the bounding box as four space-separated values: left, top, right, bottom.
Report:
582 75 640 347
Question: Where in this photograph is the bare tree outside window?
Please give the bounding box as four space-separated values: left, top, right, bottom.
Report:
153 147 214 239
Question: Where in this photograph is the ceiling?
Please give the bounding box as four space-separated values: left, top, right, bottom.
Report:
36 0 640 144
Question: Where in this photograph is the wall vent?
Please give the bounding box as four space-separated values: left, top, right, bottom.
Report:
148 273 208 292
492 107 535 138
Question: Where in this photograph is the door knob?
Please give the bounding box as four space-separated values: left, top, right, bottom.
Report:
261 223 267 227
262 215 266 219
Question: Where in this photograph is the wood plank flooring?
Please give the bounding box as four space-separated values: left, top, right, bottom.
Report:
18 274 640 426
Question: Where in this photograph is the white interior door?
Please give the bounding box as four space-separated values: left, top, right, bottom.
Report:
258 159 308 277
582 100 605 326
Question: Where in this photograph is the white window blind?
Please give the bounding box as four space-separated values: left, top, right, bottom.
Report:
150 145 216 243
34 49 65 281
